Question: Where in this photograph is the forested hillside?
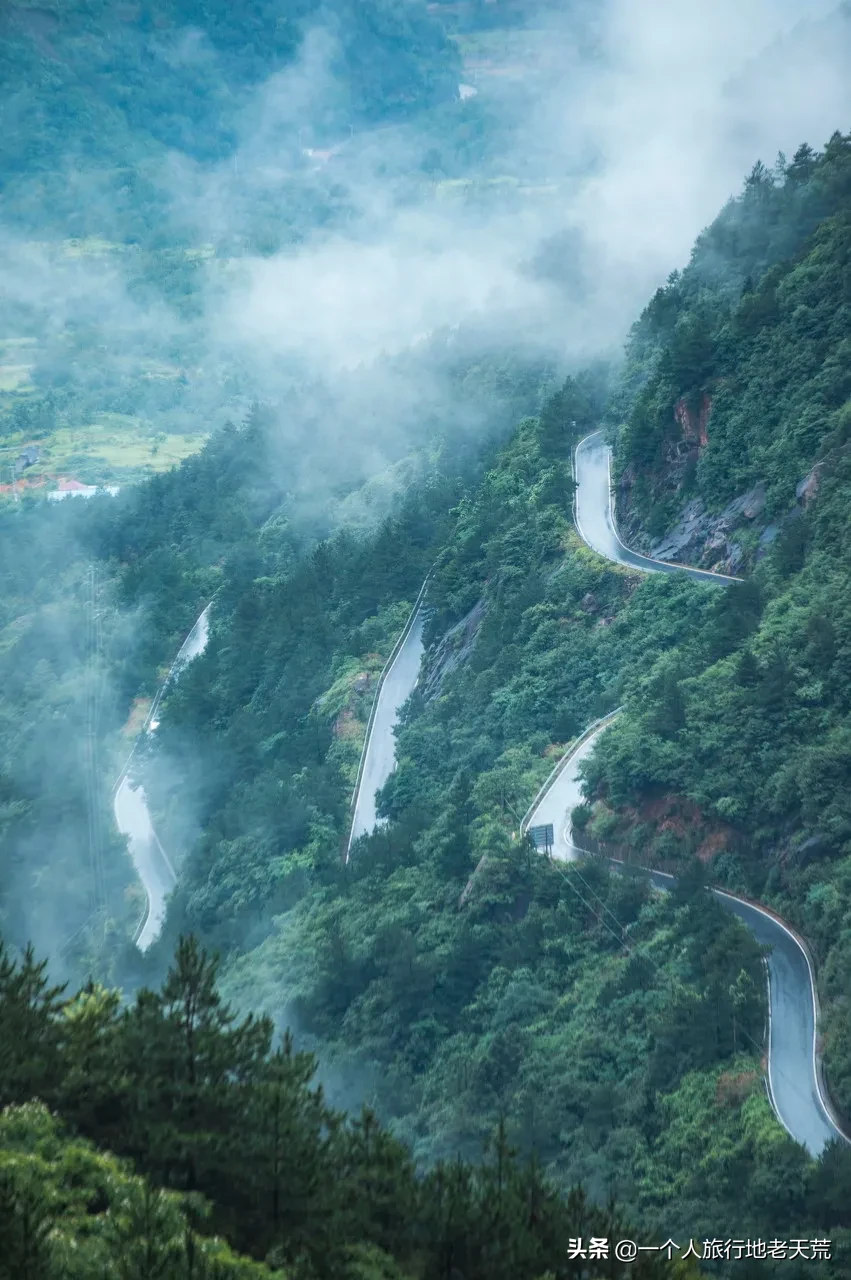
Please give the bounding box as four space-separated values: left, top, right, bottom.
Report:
0 343 548 980
92 383 830 1267
4 0 851 1272
1 937 692 1279
115 131 851 1264
587 129 851 1125
613 128 851 554
0 413 293 974
1 0 460 236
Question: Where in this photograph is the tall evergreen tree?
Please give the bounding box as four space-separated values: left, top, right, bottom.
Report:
0 943 65 1110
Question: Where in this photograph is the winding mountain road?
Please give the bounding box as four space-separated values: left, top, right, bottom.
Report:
114 606 211 951
521 729 607 864
524 431 845 1155
128 430 843 1151
575 431 744 585
347 611 425 855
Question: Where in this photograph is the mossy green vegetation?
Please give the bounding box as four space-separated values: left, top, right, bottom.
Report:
586 131 851 1131
0 938 693 1279
135 380 851 1261
613 131 851 537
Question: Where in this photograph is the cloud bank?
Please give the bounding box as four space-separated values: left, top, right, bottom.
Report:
192 0 851 385
2 0 849 480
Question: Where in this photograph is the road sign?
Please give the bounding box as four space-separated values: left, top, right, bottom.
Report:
528 823 554 853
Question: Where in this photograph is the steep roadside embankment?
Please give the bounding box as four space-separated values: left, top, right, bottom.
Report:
526 435 846 1156
575 431 742 585
114 606 211 951
346 579 430 859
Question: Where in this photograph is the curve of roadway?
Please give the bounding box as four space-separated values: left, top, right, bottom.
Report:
526 430 844 1155
114 605 211 952
348 611 425 852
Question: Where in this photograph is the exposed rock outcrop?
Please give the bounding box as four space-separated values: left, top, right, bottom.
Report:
673 392 712 449
422 598 487 701
796 462 826 507
755 523 779 562
621 446 834 574
647 485 764 573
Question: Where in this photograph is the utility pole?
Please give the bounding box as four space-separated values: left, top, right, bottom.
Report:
85 563 106 922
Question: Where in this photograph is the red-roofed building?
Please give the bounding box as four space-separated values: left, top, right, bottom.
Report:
48 478 120 502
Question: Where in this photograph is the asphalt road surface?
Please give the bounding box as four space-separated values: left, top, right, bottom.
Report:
528 435 844 1155
525 732 602 863
114 774 176 952
574 431 742 585
348 612 425 852
715 889 838 1155
114 605 211 952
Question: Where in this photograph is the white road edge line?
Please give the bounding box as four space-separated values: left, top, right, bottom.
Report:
541 432 849 1150
116 602 213 947
345 576 431 862
574 430 745 584
713 887 837 1137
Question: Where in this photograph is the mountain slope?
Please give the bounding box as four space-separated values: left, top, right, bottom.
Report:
0 938 691 1280
585 130 851 1127
613 127 851 562
0 0 460 173
149 378 849 1256
131 135 851 1253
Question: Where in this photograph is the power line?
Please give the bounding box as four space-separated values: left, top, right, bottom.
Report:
545 854 634 954
84 563 106 920
562 844 631 943
525 817 632 946
92 563 107 930
546 848 815 1120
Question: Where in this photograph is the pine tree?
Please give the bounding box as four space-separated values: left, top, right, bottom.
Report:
0 1163 56 1280
243 1035 332 1265
786 142 817 187
119 937 272 1203
0 943 66 1110
57 982 123 1144
103 1180 186 1280
421 1158 476 1280
336 1107 419 1268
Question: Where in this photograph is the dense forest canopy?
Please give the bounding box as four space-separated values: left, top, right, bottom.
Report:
613 129 851 530
584 127 851 1140
0 0 460 172
2 0 851 1271
1 936 696 1280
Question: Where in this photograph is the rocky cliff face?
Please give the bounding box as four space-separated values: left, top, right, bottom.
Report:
674 392 712 449
615 394 826 575
422 598 487 701
645 487 766 576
